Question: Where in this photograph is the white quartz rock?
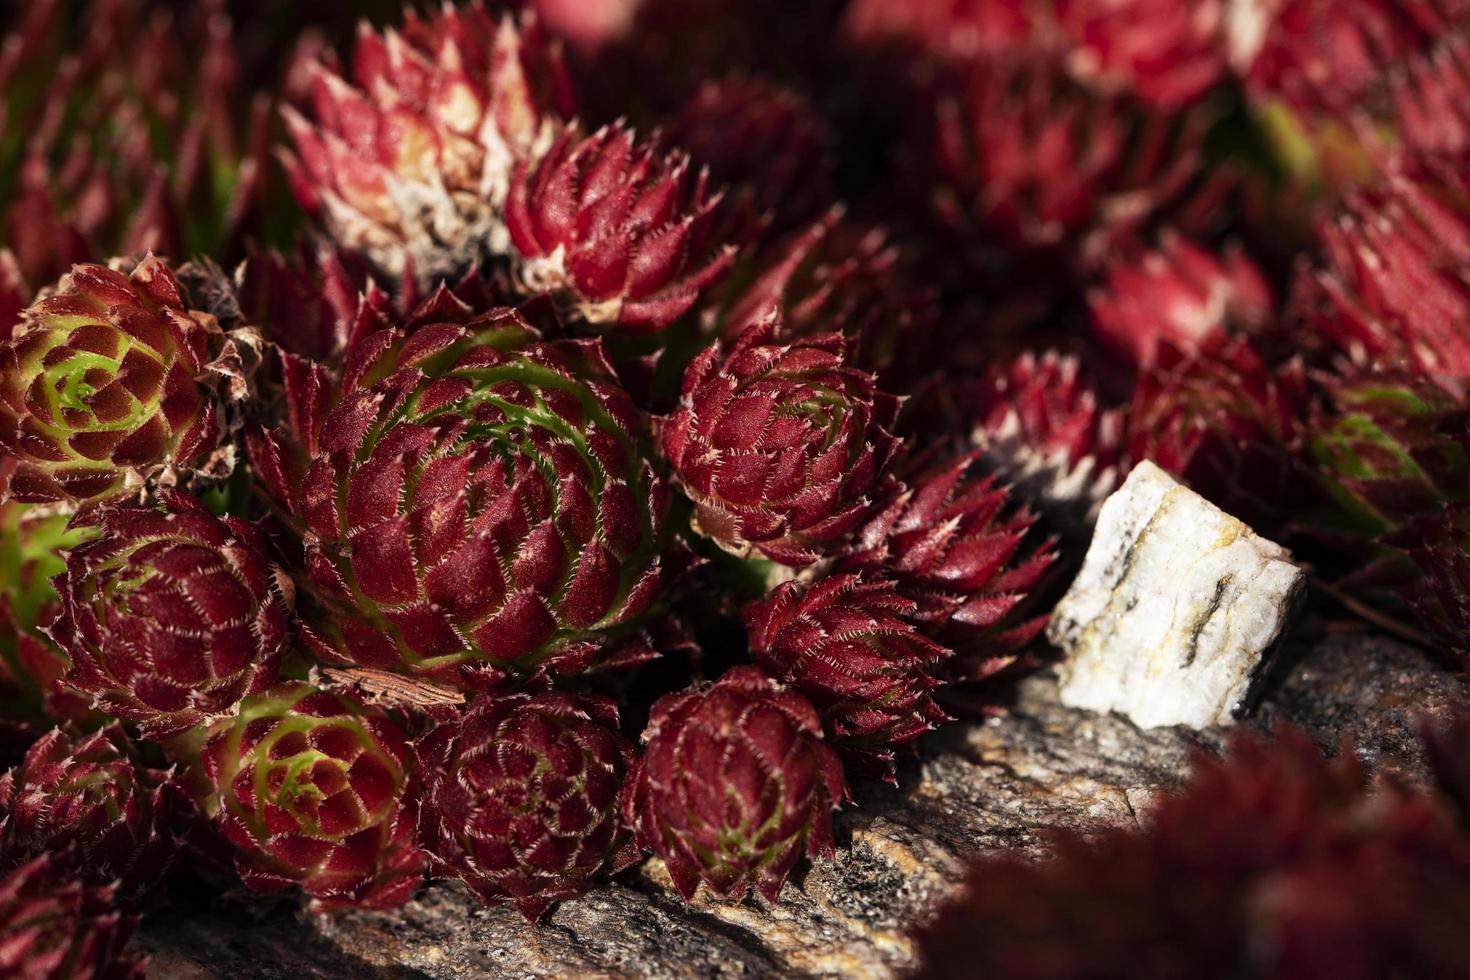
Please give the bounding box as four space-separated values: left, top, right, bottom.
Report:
1047 460 1305 730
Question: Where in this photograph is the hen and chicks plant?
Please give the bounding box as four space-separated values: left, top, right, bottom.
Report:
3 0 1470 973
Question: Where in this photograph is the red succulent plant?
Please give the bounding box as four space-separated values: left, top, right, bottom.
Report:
913 727 1470 979
1308 369 1469 537
1125 338 1310 527
0 259 232 506
200 682 426 910
249 299 673 688
1300 170 1470 380
505 121 736 333
661 316 900 566
966 350 1124 530
745 574 952 780
621 666 848 902
414 689 638 919
1089 233 1275 370
53 489 291 739
284 7 574 286
1056 0 1232 108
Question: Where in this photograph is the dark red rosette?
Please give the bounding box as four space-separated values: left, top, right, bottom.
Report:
200 682 426 910
745 574 952 781
662 316 900 566
53 490 289 740
0 725 183 905
505 121 736 333
912 728 1470 979
248 298 673 689
621 666 848 902
414 689 638 919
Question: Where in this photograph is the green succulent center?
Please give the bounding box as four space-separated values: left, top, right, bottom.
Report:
766 375 856 457
223 700 400 844
28 335 163 435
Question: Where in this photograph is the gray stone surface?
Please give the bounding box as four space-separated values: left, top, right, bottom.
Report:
138 634 1465 979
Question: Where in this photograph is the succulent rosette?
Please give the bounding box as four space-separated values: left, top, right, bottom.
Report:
52 489 291 739
661 316 900 566
0 1 271 302
0 258 231 505
843 452 1057 681
249 299 672 688
505 121 736 333
285 7 573 285
200 682 425 909
414 689 637 919
745 574 952 780
1089 234 1275 370
0 854 143 980
0 726 183 905
621 666 848 902
966 350 1123 530
1125 338 1310 527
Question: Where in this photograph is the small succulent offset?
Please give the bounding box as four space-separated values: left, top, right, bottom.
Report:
53 490 291 739
200 683 426 910
414 689 638 919
5 0 1470 967
746 575 952 781
506 121 737 332
622 667 848 902
662 316 899 566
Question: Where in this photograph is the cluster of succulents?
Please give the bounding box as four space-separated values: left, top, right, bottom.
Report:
2 0 1470 973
